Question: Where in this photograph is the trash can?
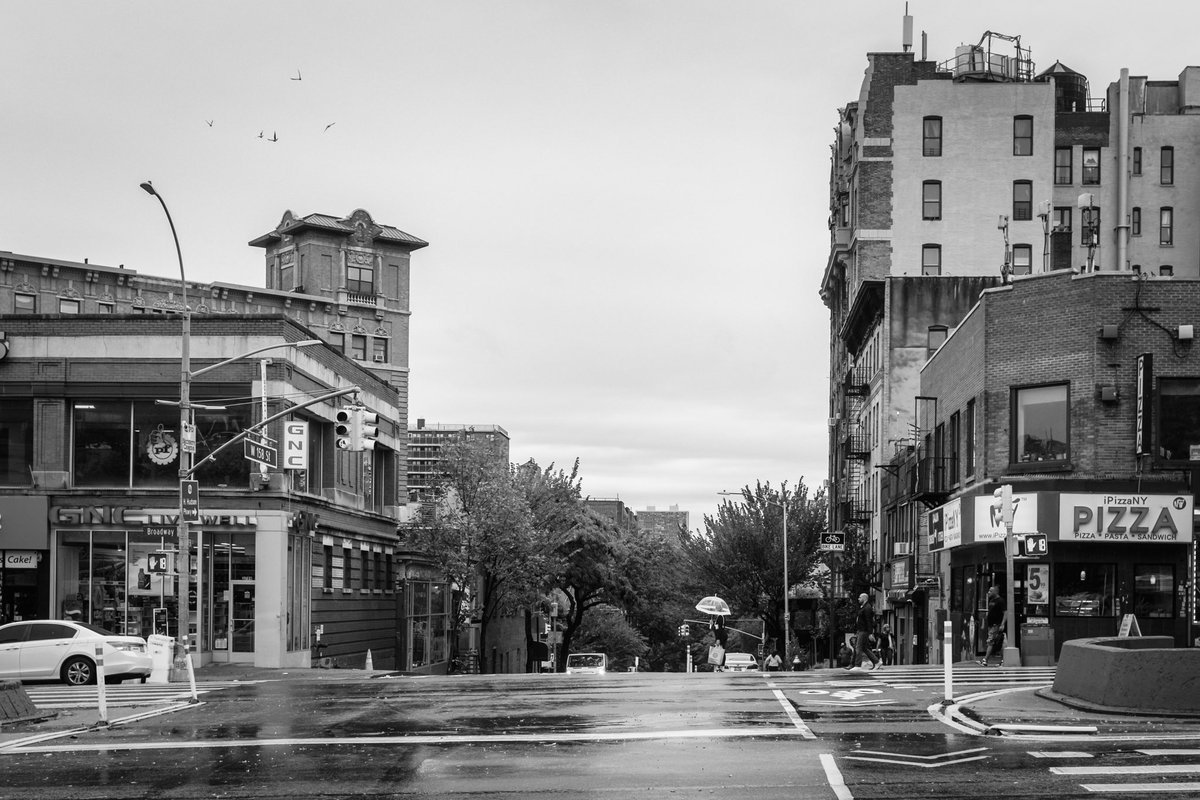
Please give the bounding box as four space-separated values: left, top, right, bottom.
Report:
147 634 173 684
1020 624 1056 666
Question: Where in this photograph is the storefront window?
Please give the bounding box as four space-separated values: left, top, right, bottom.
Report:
72 401 251 488
0 400 33 486
1054 563 1116 617
73 402 132 487
1133 564 1174 618
1014 384 1069 463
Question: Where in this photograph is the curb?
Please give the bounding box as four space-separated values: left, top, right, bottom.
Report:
1035 687 1200 720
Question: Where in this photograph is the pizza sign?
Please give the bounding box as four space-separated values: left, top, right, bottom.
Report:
1059 493 1191 543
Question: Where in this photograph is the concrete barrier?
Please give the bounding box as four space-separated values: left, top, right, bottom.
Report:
0 680 44 723
1053 636 1200 714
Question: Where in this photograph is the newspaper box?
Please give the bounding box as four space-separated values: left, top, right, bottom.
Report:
147 634 173 683
1020 624 1055 667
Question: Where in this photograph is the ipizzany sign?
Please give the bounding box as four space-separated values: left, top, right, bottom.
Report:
1058 493 1192 543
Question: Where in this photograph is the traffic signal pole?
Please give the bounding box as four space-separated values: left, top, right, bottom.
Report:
994 484 1021 667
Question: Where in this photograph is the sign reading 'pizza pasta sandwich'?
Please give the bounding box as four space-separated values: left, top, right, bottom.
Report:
1059 493 1192 543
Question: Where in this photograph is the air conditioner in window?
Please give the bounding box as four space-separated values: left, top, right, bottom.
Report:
894 542 911 556
373 355 385 363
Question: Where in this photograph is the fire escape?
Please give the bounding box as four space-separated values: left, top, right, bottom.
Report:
839 363 872 526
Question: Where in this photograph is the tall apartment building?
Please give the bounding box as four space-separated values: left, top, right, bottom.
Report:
637 506 690 538
405 420 511 504
822 17 1200 662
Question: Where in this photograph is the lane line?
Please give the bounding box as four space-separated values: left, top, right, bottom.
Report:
1029 751 1094 758
1053 765 1200 776
771 689 816 739
1081 783 1200 793
3 727 815 754
819 753 854 800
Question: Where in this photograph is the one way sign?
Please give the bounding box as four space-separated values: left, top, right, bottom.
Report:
819 531 845 551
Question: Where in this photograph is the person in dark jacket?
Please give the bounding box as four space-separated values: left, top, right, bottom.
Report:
846 592 881 671
978 586 1006 666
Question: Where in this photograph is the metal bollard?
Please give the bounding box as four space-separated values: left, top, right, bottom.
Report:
94 643 109 725
942 619 953 706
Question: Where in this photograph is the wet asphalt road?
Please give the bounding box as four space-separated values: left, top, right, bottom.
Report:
0 670 1196 799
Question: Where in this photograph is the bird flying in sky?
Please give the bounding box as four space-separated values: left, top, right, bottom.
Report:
291 69 302 81
324 123 335 132
269 132 279 142
205 119 213 127
258 131 264 139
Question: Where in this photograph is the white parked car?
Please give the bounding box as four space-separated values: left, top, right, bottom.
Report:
0 620 152 685
564 653 607 675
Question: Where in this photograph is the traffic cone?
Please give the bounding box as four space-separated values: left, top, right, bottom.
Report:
364 649 373 671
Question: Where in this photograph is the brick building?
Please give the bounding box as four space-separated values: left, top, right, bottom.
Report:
920 270 1197 659
823 17 1200 663
0 209 454 672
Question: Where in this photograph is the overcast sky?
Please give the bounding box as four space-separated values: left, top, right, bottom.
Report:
3 1 1193 529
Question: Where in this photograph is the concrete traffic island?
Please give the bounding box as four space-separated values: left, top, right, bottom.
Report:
1042 636 1200 717
0 680 54 725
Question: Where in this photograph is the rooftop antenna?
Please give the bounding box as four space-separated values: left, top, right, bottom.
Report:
902 4 913 52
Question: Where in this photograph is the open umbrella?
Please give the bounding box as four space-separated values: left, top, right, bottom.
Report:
695 595 731 616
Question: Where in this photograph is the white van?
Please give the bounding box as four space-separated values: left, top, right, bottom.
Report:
564 653 607 674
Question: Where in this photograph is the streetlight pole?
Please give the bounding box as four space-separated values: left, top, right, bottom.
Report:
140 181 192 653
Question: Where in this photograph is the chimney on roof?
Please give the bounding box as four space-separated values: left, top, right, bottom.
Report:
417 418 425 429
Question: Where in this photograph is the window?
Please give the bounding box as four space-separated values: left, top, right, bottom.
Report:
922 181 942 220
1132 147 1142 176
328 332 344 353
1012 181 1033 221
921 244 942 276
948 411 961 485
1013 115 1033 156
1161 146 1174 184
323 545 333 590
279 260 294 291
927 325 948 357
1082 148 1101 184
97 302 114 314
1014 383 1069 463
14 293 35 314
1161 264 1174 277
964 399 976 477
0 399 33 486
346 264 374 295
1051 207 1072 271
372 337 389 363
350 334 367 361
1054 147 1073 184
1157 378 1200 461
361 550 371 591
1133 565 1174 618
1054 563 1116 617
1160 207 1173 245
1012 244 1033 275
922 116 942 156
342 547 352 591
1131 207 1141 236
1081 206 1100 246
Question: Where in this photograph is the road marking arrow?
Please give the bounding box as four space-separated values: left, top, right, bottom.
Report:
843 747 989 768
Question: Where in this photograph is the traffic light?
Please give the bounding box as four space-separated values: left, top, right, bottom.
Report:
677 623 690 637
991 484 1014 527
334 408 354 450
354 408 379 451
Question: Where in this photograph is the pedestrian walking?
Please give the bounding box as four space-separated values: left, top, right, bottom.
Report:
846 592 881 671
878 624 896 665
764 652 782 672
978 585 1006 666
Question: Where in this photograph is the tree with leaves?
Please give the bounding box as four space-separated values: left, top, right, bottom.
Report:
678 480 828 661
407 438 548 672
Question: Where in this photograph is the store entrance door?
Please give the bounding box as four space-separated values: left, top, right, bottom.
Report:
205 533 255 663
